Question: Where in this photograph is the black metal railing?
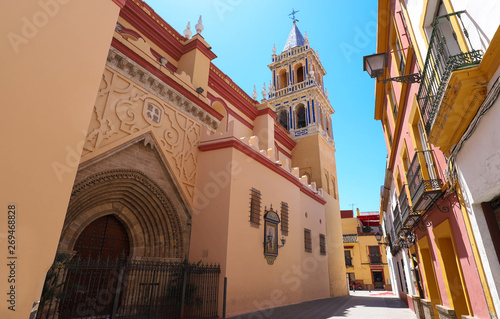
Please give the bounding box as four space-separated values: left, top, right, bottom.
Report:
406 151 443 212
393 204 402 236
417 11 482 133
36 255 220 319
399 185 411 223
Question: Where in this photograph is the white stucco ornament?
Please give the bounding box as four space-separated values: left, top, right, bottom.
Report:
304 31 309 43
309 62 315 80
195 15 203 34
184 21 192 39
268 80 273 93
252 85 258 100
272 43 276 55
262 82 268 99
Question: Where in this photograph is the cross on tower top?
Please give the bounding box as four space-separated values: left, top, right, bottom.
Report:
289 8 299 23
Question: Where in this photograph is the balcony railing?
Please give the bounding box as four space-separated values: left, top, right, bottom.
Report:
399 185 411 223
417 11 482 133
269 78 323 100
343 234 358 243
393 204 402 236
406 150 443 212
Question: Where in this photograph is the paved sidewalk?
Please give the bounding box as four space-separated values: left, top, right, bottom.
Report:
226 291 415 319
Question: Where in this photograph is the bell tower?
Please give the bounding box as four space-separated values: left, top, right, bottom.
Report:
267 13 347 296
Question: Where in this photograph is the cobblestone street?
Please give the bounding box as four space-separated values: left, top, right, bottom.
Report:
227 291 415 319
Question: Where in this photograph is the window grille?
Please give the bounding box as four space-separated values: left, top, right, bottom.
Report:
319 234 326 255
304 229 312 253
249 188 262 226
369 246 381 264
280 202 289 236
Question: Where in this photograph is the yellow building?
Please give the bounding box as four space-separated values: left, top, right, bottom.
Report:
2 1 346 318
342 210 391 291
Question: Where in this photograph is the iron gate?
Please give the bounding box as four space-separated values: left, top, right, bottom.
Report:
36 255 220 319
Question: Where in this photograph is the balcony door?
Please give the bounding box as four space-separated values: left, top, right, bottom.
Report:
418 121 437 180
435 2 462 58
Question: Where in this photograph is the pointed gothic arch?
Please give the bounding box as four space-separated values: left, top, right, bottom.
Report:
58 169 186 260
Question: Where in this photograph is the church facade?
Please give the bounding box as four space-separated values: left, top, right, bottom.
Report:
4 1 346 318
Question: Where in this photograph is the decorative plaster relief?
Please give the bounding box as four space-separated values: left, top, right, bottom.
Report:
81 48 215 204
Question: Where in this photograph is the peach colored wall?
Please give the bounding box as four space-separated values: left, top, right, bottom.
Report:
191 141 330 317
324 192 349 296
0 1 121 318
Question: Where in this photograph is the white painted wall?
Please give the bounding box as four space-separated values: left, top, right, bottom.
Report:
449 0 500 53
404 0 499 62
455 86 500 315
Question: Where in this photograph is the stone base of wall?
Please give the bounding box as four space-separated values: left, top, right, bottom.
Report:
412 295 424 319
461 316 478 319
436 305 457 319
421 299 435 319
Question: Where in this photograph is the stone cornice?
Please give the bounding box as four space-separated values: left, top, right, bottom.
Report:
107 46 222 130
209 63 259 120
121 0 185 61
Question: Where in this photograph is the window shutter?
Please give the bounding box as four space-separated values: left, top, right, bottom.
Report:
304 229 312 252
280 202 289 236
249 188 262 226
319 234 326 255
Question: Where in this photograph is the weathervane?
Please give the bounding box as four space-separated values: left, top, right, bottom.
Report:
289 8 299 23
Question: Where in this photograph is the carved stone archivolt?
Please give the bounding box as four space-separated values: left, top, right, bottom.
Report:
59 169 185 259
82 48 211 203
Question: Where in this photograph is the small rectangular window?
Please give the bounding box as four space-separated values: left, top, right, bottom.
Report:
319 234 326 255
280 202 289 236
396 36 405 73
249 188 262 226
344 250 353 267
304 229 312 253
369 246 381 264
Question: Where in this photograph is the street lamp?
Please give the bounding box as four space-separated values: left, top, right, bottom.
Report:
363 52 387 79
375 233 389 246
363 51 421 83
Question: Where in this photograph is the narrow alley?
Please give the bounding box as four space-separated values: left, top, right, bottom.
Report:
227 291 414 319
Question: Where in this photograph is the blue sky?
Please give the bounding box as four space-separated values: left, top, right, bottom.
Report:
144 0 387 212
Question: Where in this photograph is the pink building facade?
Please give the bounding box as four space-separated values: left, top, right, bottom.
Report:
371 0 495 318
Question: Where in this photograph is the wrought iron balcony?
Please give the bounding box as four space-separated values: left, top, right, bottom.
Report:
417 11 482 134
399 184 422 229
393 204 402 236
406 151 443 212
399 185 411 223
343 234 358 243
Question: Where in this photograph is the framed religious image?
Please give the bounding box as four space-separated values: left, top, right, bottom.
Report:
264 221 278 256
263 207 280 264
